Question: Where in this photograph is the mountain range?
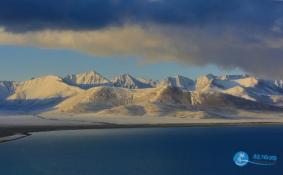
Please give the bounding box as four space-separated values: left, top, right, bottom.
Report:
1 70 283 116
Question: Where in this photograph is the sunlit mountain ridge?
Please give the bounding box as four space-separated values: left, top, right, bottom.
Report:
1 70 283 116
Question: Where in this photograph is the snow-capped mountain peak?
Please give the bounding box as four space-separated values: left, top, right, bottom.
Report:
159 75 195 90
8 75 82 100
1 71 283 114
112 74 152 89
63 70 112 89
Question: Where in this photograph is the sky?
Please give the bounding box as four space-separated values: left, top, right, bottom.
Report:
0 45 243 81
0 0 283 80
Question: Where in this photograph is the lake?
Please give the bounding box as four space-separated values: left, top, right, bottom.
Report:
0 126 282 175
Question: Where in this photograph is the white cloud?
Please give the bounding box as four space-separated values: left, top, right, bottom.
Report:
1 24 283 78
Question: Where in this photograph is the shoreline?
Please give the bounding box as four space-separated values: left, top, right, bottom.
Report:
0 133 31 144
1 121 283 144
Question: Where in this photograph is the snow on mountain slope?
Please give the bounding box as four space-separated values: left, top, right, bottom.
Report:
196 74 256 91
0 76 84 111
50 84 280 116
190 91 280 111
55 86 134 113
53 86 192 113
8 76 83 100
63 71 112 89
228 78 283 104
195 74 283 106
153 86 191 104
234 76 259 88
112 74 152 89
1 71 283 115
195 74 216 91
270 95 283 106
138 78 159 87
223 86 256 101
274 80 283 88
158 75 195 90
0 81 18 99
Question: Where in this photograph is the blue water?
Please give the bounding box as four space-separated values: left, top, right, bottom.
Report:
0 126 282 175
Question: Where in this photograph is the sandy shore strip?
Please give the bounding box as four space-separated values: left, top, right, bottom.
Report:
0 133 31 143
1 114 283 144
1 121 283 144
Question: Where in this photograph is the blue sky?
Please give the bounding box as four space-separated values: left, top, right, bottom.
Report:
0 45 244 81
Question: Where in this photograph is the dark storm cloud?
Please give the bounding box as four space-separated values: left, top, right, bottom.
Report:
2 0 283 78
0 0 282 32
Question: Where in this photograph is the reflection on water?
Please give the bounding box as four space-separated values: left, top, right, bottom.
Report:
0 126 282 175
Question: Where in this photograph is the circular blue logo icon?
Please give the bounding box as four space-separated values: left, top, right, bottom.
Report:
233 151 249 167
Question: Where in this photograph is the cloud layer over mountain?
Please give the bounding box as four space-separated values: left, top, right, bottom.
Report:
1 0 283 78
